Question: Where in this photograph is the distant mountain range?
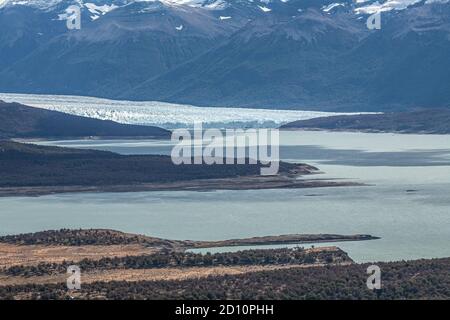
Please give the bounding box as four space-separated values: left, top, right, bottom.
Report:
281 109 450 134
1 0 450 111
0 100 170 138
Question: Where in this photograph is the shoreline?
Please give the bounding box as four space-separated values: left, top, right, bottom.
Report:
11 135 172 142
0 230 380 252
0 176 364 198
185 234 380 250
279 127 450 135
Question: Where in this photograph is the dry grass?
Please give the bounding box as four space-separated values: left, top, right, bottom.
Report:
0 242 351 288
0 263 352 287
0 243 157 268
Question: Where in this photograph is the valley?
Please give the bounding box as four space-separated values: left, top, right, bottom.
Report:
1 0 450 303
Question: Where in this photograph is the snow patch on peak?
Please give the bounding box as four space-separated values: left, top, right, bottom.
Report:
322 3 345 13
355 0 424 15
84 3 118 14
0 0 63 10
425 0 449 3
136 0 227 10
258 5 271 12
84 2 118 20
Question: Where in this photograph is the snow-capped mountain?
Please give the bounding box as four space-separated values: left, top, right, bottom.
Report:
2 0 445 16
0 0 449 111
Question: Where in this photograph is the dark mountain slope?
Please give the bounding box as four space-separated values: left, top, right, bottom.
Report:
281 109 450 134
0 1 241 98
0 101 170 138
125 4 450 111
1 1 450 111
345 4 450 110
0 5 67 72
124 9 366 109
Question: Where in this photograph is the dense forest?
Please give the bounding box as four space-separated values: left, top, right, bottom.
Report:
0 141 301 187
0 228 376 248
2 247 350 277
1 257 449 300
0 229 181 247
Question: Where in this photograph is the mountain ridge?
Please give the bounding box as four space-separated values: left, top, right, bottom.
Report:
280 109 450 134
1 0 449 111
0 100 171 138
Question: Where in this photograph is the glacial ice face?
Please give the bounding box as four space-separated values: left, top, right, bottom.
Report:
0 93 360 129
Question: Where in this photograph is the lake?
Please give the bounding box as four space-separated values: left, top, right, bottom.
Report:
1 131 449 263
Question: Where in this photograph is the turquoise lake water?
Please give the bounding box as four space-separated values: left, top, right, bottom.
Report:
1 131 449 263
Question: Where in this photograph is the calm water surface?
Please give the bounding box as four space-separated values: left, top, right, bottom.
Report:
1 131 449 263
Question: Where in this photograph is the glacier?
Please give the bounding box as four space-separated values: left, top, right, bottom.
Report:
0 93 363 129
